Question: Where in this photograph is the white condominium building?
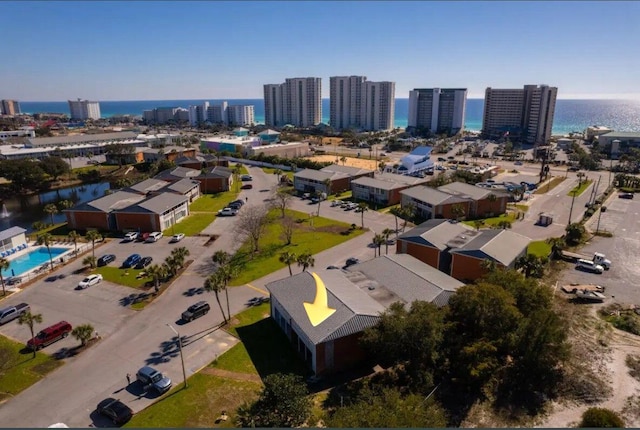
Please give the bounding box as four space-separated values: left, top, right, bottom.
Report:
482 84 557 145
187 101 254 127
1 100 21 116
263 77 322 127
68 98 101 120
363 81 395 131
227 105 255 126
408 88 467 136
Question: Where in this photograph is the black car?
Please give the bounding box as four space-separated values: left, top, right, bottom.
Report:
229 201 243 210
620 192 634 199
97 254 116 267
230 199 245 207
135 256 153 270
96 398 133 425
181 301 210 322
344 257 360 267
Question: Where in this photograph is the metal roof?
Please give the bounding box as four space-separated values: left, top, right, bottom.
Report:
0 226 26 242
164 179 200 194
321 164 373 176
28 132 138 147
154 166 201 181
294 169 337 182
352 173 426 191
127 178 168 194
450 229 531 266
400 185 468 206
200 166 232 179
81 191 146 212
398 219 474 250
121 193 188 215
437 181 493 201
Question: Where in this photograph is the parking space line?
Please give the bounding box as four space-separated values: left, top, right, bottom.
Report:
245 283 268 295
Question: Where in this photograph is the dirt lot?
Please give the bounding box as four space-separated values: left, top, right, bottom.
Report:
309 154 379 170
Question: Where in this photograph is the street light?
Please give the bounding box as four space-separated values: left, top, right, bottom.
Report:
166 323 188 389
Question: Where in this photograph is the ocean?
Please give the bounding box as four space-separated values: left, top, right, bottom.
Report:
18 98 640 136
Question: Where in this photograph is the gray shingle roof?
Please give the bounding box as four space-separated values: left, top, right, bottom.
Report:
72 191 146 213
352 173 426 191
28 132 138 147
450 229 531 266
294 169 337 182
164 179 200 194
321 164 373 176
127 178 168 194
437 181 493 200
398 219 475 250
154 166 201 181
200 166 232 179
400 185 469 206
0 226 26 242
120 193 188 215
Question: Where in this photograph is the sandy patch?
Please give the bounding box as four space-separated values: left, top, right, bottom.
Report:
309 154 380 170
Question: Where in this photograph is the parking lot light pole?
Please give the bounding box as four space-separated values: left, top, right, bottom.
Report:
166 323 188 389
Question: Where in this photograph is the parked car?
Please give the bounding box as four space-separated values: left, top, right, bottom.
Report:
0 303 30 325
96 398 133 426
135 257 153 270
136 366 172 394
241 183 253 189
576 259 604 274
620 192 634 199
123 232 138 242
181 301 210 322
218 207 238 216
241 174 253 181
145 232 163 243
170 233 185 243
97 254 116 267
27 321 72 350
228 201 243 210
330 200 341 207
514 161 523 166
77 274 103 289
123 254 142 268
231 199 245 207
344 257 360 267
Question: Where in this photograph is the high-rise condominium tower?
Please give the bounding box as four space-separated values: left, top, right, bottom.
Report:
1 100 21 116
68 98 101 120
482 84 557 144
329 76 396 131
263 77 322 127
408 88 467 136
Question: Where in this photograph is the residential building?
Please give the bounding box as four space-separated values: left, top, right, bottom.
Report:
266 253 464 375
0 227 28 255
153 166 202 183
64 191 146 231
197 166 234 193
408 88 467 136
1 100 21 116
263 77 322 127
226 104 255 126
351 172 428 206
597 131 640 159
397 219 530 282
113 193 189 233
329 76 367 130
0 128 35 141
68 99 101 120
249 142 311 159
585 126 612 142
482 84 557 145
363 81 395 131
436 181 508 218
294 164 373 195
200 134 261 155
257 129 280 144
126 177 200 202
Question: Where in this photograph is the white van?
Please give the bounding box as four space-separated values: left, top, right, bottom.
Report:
577 259 604 274
145 232 163 243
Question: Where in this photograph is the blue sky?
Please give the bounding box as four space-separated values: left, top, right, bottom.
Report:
1 1 639 101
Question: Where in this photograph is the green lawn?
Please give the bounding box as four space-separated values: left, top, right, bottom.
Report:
567 179 593 197
124 373 261 428
462 212 517 228
534 176 566 194
229 209 364 286
162 213 216 236
261 167 294 180
528 240 552 258
93 266 151 288
0 335 63 403
189 192 239 212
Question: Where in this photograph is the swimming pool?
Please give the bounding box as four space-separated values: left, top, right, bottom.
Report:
2 247 71 277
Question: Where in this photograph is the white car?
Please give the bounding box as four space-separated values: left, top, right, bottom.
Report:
123 232 138 242
170 233 185 243
218 207 238 217
145 232 163 243
77 274 103 289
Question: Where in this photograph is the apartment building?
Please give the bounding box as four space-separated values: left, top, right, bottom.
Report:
363 81 395 131
263 77 322 127
482 84 557 145
329 76 366 130
68 99 101 120
1 100 21 116
408 88 467 136
184 101 255 127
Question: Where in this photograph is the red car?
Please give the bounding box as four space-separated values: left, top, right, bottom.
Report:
241 184 253 189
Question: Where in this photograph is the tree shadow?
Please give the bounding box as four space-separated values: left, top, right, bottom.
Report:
118 292 150 307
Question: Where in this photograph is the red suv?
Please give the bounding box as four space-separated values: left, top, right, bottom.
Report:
27 321 73 350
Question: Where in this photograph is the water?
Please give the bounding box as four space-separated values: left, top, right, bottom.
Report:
2 246 72 277
19 98 640 135
0 182 111 232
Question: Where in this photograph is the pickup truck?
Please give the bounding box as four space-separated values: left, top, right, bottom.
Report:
0 303 30 325
560 250 611 269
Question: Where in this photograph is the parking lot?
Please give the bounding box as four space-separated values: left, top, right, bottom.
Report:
559 197 640 305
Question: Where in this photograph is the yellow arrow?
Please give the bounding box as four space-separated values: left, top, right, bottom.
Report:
304 272 337 327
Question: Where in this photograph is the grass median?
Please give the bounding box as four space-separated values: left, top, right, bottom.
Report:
462 212 517 229
0 335 63 403
534 176 567 194
229 208 365 286
528 240 552 258
93 266 150 288
568 179 593 197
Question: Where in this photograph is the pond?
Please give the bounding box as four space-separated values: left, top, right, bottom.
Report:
0 182 112 233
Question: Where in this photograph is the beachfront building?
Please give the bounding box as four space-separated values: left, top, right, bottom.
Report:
68 99 101 120
598 132 640 159
363 81 396 131
329 76 367 130
1 100 21 116
408 88 467 136
263 77 322 127
585 126 612 143
482 84 557 145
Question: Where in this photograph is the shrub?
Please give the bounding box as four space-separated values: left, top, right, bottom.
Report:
579 407 624 428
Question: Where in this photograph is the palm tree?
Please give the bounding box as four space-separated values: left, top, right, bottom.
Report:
480 258 498 273
82 255 97 269
72 323 95 346
145 264 166 293
43 203 59 226
212 250 235 318
381 228 394 255
204 272 227 324
296 252 315 272
233 164 243 192
85 230 102 259
515 254 547 278
357 202 368 228
18 311 43 358
487 193 498 216
473 220 485 231
340 156 347 166
68 230 81 257
274 168 283 184
389 206 401 239
400 203 415 233
451 204 466 221
546 237 565 259
36 233 55 271
170 246 190 269
279 251 297 276
372 233 385 257
58 199 74 213
163 255 179 278
0 257 9 296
